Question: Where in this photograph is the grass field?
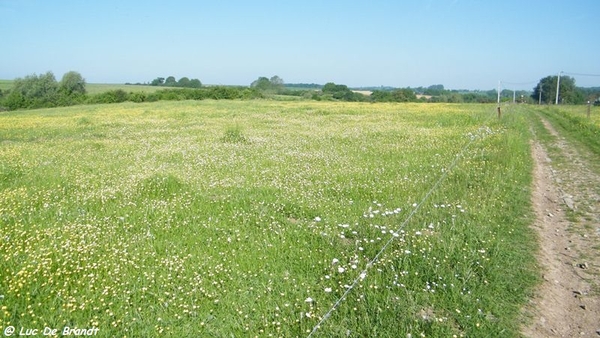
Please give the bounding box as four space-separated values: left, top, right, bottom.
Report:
0 101 539 337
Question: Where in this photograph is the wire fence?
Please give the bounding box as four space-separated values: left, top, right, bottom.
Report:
306 108 499 337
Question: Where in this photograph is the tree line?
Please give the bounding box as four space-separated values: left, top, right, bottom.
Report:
1 72 598 111
0 71 263 110
148 76 202 88
86 86 265 104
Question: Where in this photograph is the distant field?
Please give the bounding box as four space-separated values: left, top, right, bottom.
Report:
0 101 538 336
0 80 164 94
0 79 12 91
85 83 165 94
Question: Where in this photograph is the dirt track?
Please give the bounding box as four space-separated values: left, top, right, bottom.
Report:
523 116 600 337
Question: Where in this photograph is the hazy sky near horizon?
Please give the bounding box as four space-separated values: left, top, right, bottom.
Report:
2 0 599 90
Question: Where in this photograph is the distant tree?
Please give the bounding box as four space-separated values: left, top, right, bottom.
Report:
371 88 416 102
250 75 283 93
424 84 445 96
284 83 323 89
462 92 495 103
532 76 554 104
320 82 368 101
251 77 272 91
269 75 284 90
60 71 86 95
322 82 336 93
532 75 584 104
578 87 600 102
177 77 191 88
165 76 177 86
392 88 416 102
371 90 393 102
149 76 202 88
445 93 463 103
151 77 165 86
322 82 349 93
189 79 202 88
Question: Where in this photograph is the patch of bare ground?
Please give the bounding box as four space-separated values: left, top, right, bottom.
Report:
523 117 600 337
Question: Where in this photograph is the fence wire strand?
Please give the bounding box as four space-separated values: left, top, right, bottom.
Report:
306 109 499 337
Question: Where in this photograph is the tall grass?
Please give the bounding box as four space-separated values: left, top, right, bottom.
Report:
0 101 537 337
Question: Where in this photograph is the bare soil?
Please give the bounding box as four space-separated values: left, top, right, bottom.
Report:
522 117 600 337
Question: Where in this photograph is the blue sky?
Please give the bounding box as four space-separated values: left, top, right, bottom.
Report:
1 0 599 90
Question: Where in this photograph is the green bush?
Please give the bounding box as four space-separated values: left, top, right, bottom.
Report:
128 92 147 103
88 89 129 104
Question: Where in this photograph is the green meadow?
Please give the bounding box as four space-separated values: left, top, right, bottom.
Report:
1 101 539 337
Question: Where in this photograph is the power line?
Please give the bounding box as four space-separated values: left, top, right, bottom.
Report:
498 80 539 95
501 80 538 86
563 71 600 77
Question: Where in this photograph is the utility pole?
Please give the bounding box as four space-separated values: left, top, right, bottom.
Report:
513 90 516 103
539 85 542 105
555 71 562 105
497 81 501 105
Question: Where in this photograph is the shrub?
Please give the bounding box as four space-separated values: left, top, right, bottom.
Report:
128 92 146 103
89 89 129 104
